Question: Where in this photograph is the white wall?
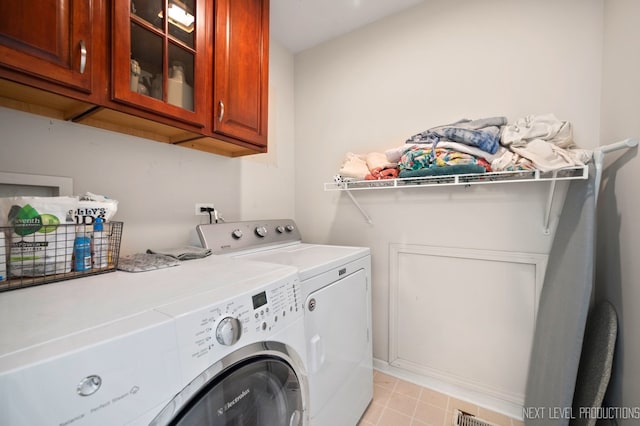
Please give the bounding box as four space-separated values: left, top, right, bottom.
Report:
598 0 640 421
0 40 296 254
294 0 603 361
240 41 296 220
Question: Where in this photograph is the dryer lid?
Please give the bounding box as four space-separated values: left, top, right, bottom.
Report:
236 243 370 281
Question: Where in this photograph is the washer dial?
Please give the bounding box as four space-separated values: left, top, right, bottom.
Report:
215 317 242 346
255 226 268 237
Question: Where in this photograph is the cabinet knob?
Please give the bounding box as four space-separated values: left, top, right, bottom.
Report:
79 40 87 74
218 100 225 122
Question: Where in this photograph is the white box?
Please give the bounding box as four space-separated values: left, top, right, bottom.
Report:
9 226 74 277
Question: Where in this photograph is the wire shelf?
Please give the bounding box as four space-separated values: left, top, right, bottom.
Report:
324 165 589 231
324 165 589 191
0 221 123 292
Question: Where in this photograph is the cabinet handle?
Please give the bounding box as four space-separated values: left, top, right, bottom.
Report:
79 40 87 74
218 100 224 122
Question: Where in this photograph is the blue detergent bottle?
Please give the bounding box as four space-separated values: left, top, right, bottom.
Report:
74 234 92 272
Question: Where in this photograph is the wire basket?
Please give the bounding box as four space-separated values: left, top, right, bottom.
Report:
0 221 123 292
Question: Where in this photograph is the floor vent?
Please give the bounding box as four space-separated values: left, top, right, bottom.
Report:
453 409 498 426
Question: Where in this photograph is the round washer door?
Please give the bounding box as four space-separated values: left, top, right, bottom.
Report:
152 343 306 426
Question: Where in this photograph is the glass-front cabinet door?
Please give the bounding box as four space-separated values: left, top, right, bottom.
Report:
112 0 206 127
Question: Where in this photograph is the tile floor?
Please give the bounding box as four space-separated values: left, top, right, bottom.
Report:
358 370 525 426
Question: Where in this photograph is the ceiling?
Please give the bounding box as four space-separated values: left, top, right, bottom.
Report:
270 0 425 54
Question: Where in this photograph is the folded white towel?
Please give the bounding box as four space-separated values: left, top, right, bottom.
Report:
491 150 536 171
338 152 369 179
385 146 405 163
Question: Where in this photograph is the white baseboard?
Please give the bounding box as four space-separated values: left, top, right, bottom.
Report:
373 358 524 421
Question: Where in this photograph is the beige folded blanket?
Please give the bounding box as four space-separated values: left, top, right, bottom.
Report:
366 152 397 171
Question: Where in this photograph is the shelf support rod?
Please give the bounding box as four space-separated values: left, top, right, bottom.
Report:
345 190 373 224
543 171 559 235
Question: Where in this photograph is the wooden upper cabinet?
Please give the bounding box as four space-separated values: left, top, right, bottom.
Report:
0 0 94 94
111 0 208 128
0 0 270 156
213 0 269 147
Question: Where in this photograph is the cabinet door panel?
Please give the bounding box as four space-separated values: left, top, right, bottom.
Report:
0 0 93 93
214 0 269 147
112 0 207 128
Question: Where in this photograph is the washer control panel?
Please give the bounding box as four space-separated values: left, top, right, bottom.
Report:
170 274 302 381
250 276 301 335
197 219 302 254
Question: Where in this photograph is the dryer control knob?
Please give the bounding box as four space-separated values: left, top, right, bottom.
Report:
216 317 242 346
255 226 268 237
285 224 295 232
231 229 243 239
276 225 285 234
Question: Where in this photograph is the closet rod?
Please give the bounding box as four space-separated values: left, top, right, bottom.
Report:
595 138 638 154
593 138 639 204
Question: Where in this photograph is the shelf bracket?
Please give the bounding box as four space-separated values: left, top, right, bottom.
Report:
341 170 572 231
345 190 373 224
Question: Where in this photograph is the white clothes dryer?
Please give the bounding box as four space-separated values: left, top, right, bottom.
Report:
198 219 373 426
0 255 308 426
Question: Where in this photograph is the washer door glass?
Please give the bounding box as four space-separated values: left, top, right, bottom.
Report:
171 356 303 426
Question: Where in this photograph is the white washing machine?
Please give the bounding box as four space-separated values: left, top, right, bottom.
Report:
197 219 373 426
0 255 308 426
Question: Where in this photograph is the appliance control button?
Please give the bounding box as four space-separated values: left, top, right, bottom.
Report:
255 226 268 237
285 224 295 232
262 322 267 330
231 229 243 239
77 375 102 396
215 317 242 346
276 225 285 233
